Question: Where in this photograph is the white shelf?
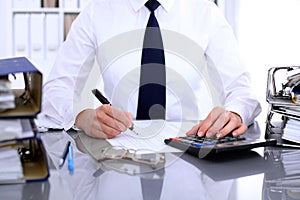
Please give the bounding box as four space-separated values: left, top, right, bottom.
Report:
12 8 60 13
63 9 81 14
10 0 89 81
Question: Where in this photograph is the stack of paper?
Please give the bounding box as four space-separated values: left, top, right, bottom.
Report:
265 150 300 188
266 67 300 144
0 119 34 141
0 148 24 182
283 119 300 144
282 151 300 180
0 80 15 112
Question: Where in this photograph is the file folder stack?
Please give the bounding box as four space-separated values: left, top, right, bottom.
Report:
263 148 300 199
266 66 300 144
0 57 49 184
0 78 15 112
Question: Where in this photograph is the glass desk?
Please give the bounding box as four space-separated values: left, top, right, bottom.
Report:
0 122 299 200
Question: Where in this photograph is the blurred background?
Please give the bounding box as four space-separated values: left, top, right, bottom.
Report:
1 0 300 123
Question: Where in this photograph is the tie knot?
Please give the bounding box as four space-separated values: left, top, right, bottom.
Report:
145 0 160 12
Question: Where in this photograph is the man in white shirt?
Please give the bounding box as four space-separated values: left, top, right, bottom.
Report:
42 0 261 139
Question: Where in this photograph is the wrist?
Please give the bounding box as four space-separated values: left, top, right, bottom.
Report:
75 109 94 131
230 111 243 123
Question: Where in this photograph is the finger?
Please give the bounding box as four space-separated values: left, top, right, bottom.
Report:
232 124 248 136
92 127 121 139
100 111 127 132
101 105 132 131
197 107 223 135
89 127 112 139
109 107 133 129
97 123 122 138
89 117 121 139
216 114 243 138
96 106 128 132
186 124 200 136
205 110 231 138
125 112 134 127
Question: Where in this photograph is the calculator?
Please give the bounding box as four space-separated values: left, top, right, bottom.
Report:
164 135 277 158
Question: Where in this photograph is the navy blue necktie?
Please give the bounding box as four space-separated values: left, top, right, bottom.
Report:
136 0 166 120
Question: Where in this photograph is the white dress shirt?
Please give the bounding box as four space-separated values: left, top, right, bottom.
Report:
42 0 261 130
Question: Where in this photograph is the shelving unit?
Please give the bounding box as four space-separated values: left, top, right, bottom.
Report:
11 0 90 81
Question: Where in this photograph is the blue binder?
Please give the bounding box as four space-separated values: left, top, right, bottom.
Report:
0 57 48 184
0 57 42 119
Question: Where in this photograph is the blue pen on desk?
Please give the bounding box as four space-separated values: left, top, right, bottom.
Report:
91 89 139 135
68 144 74 175
59 141 71 168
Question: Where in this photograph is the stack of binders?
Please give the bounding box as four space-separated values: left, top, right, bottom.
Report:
0 57 49 184
263 148 300 199
266 66 300 144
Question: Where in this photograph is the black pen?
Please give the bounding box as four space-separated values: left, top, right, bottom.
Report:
91 89 138 135
59 141 71 168
92 89 111 105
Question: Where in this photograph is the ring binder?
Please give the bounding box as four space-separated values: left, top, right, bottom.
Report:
0 57 49 184
0 57 42 119
266 66 300 145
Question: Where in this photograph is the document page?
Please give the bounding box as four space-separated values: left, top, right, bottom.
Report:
0 148 23 182
107 120 196 153
283 118 300 144
0 80 15 112
0 119 34 141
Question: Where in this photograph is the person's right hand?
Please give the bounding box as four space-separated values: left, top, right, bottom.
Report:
75 105 134 139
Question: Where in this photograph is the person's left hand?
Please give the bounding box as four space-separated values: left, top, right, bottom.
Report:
186 106 248 138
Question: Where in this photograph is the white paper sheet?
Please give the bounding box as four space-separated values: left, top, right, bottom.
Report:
283 118 300 144
0 148 23 181
107 120 196 153
0 119 34 141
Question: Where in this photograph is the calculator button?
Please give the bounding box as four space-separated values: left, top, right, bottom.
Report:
193 143 205 147
169 138 182 142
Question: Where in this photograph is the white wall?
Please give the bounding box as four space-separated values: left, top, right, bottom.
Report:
236 0 300 122
0 1 12 58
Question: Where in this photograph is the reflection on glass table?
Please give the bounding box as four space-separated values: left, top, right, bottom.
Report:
97 146 165 175
9 124 288 200
40 131 239 200
263 148 300 200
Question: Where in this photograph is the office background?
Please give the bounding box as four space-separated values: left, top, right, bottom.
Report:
0 1 300 199
1 0 300 123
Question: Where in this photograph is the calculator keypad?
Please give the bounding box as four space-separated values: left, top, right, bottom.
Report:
168 135 246 148
165 133 277 158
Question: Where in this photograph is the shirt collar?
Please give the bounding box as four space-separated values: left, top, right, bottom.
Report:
130 0 174 13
